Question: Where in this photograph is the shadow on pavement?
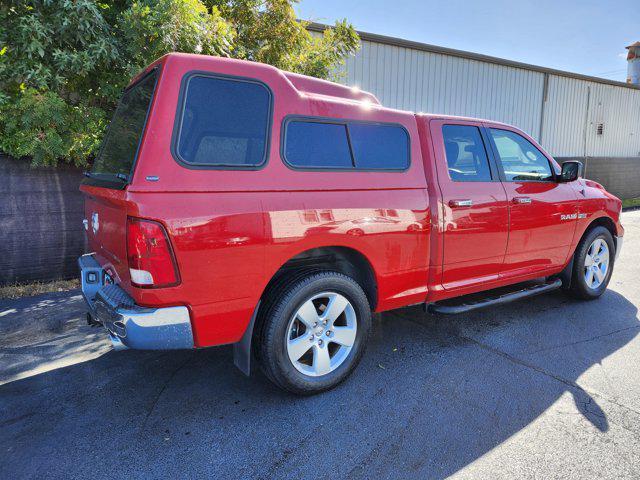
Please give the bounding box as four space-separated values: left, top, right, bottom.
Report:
0 288 638 479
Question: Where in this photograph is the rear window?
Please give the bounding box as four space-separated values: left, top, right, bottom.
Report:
89 69 158 186
174 75 271 168
283 118 409 170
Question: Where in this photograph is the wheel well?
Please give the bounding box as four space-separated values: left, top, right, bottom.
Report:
571 216 619 265
554 216 617 290
263 247 378 310
583 217 617 243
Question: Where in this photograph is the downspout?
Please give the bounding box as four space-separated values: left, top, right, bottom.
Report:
538 73 549 145
582 86 591 176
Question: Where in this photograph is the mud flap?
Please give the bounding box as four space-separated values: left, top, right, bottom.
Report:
233 301 261 376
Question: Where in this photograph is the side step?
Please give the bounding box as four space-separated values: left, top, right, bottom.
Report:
426 278 563 315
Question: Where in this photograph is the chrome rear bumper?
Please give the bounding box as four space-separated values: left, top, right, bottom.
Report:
78 254 194 350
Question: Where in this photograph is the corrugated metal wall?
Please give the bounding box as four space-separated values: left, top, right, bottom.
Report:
542 76 640 157
338 39 545 140
585 82 640 157
336 38 640 158
540 76 590 157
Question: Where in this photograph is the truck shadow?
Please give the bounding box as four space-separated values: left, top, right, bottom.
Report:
1 289 638 479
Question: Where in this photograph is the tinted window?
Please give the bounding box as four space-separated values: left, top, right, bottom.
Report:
285 121 353 168
349 124 409 169
176 75 271 167
442 125 492 182
90 70 157 183
490 129 553 181
284 119 409 170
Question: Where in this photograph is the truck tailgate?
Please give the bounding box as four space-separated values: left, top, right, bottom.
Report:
82 186 131 287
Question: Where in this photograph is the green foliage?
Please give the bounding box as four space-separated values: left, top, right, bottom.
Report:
0 0 360 168
296 19 360 80
0 1 119 100
622 197 640 208
0 89 105 167
209 1 359 79
117 0 235 76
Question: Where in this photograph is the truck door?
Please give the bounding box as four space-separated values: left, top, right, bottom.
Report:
485 126 578 277
430 120 509 290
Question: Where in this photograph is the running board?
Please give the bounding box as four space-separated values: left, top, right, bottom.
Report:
426 278 563 315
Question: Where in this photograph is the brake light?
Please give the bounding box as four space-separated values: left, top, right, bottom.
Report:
126 217 180 288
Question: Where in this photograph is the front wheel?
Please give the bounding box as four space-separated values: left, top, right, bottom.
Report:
569 226 615 300
257 271 371 395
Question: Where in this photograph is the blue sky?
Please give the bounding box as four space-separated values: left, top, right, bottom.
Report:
295 0 637 82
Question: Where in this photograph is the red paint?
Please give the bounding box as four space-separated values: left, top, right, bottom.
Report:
80 53 623 348
429 119 509 290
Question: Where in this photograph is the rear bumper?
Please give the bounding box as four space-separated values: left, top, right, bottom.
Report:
78 254 194 350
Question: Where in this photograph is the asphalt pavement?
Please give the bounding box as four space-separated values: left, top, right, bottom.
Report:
1 211 640 479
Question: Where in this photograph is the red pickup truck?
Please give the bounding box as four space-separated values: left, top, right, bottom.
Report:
79 53 623 394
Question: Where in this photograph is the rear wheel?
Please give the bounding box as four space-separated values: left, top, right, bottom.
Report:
257 271 371 395
569 226 615 300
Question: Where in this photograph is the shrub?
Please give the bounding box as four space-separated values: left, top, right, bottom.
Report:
0 89 105 167
0 0 360 168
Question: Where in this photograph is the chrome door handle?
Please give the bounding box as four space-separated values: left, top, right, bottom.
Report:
449 199 473 208
513 197 532 204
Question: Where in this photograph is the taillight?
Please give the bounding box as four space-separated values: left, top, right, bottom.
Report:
126 217 180 288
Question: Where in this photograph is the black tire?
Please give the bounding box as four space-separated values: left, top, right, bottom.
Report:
569 226 615 300
256 271 371 395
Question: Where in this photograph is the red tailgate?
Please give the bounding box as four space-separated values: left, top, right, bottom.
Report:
82 185 131 287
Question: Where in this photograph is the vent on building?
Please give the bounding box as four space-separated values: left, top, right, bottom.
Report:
596 123 604 135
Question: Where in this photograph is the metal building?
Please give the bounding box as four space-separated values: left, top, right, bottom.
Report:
310 24 640 200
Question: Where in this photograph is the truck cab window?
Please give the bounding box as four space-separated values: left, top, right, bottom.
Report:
442 125 492 182
489 129 554 182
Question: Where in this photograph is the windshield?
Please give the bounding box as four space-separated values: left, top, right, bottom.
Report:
89 69 158 185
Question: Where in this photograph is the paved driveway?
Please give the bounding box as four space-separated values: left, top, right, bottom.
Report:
2 211 640 479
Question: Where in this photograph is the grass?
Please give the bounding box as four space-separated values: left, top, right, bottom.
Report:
622 198 640 210
0 279 80 300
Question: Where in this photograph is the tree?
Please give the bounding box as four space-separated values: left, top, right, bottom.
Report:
0 0 359 167
208 0 359 78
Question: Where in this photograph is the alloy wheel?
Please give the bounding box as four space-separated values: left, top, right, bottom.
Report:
584 238 610 289
285 292 357 377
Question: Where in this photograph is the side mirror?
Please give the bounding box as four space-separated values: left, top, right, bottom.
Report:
560 160 583 182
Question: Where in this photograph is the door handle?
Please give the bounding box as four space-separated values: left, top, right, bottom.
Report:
513 196 532 204
449 199 473 208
